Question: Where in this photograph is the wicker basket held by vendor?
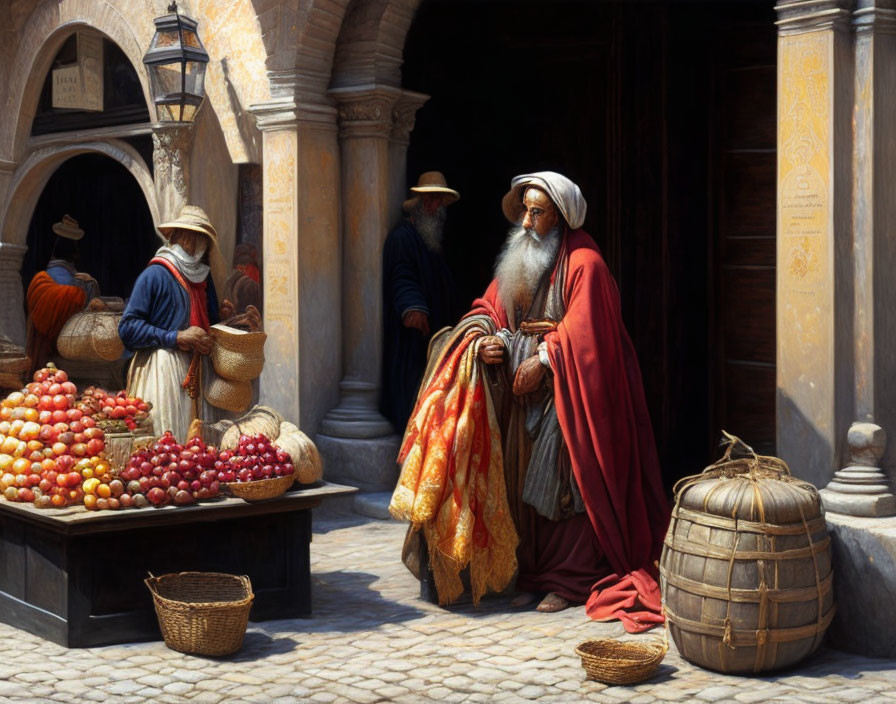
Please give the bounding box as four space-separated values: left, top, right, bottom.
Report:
118 206 260 442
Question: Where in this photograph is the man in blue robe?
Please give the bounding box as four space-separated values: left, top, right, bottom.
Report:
381 172 461 432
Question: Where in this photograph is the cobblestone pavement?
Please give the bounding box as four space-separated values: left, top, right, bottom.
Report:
2 507 896 703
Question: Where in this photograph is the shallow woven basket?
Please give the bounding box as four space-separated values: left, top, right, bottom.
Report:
210 324 266 381
204 376 252 412
224 473 295 501
574 637 668 685
145 571 253 656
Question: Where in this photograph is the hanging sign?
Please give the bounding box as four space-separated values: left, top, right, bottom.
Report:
52 32 104 111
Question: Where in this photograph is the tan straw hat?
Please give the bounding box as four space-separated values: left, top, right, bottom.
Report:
403 171 460 211
158 205 219 249
52 215 84 241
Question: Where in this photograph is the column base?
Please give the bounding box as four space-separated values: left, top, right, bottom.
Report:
820 486 896 517
826 512 896 657
319 380 393 438
316 433 401 493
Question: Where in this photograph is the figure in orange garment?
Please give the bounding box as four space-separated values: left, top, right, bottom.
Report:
25 215 102 375
390 172 670 632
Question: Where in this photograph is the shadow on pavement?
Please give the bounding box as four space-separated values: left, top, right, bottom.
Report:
189 631 301 663
312 509 383 534
296 570 427 632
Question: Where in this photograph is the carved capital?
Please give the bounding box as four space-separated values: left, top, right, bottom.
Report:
252 70 338 130
152 123 194 222
391 91 429 145
776 0 855 34
329 85 401 140
855 4 896 34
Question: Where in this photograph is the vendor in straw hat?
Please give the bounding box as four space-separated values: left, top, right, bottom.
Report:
119 205 260 442
381 171 462 432
25 215 103 374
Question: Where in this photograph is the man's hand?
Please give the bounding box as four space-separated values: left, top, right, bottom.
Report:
403 310 430 337
219 298 235 320
177 326 213 355
513 355 546 395
478 335 505 365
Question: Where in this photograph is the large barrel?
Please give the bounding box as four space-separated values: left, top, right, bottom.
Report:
660 436 834 673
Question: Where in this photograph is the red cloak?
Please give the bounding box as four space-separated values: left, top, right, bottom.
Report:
470 229 670 632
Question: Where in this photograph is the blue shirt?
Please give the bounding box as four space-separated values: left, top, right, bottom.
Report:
118 263 219 351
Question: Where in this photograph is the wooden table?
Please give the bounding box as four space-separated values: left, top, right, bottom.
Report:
0 481 356 647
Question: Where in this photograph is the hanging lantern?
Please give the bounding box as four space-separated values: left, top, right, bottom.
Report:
142 2 209 122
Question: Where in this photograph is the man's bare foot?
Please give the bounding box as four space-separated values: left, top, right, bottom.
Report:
510 592 538 608
536 592 570 613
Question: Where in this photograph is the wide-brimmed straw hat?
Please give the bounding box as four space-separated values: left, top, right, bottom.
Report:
403 171 460 211
52 215 84 241
158 205 219 248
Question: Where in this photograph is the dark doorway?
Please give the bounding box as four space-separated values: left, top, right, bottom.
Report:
404 0 777 488
22 153 160 300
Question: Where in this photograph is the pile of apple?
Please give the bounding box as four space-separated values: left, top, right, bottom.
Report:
118 431 220 507
77 387 151 432
217 434 295 483
0 364 107 506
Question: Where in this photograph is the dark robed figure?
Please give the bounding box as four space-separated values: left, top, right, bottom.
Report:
390 171 670 632
381 171 461 431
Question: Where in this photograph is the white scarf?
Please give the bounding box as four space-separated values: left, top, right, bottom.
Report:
154 243 210 284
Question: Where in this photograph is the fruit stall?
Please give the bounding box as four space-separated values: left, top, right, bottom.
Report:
0 364 356 647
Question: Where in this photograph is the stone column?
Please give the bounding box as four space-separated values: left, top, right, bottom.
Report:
320 85 400 439
0 243 27 347
151 123 194 222
388 91 429 230
249 94 343 434
820 2 896 516
316 84 403 500
775 0 855 488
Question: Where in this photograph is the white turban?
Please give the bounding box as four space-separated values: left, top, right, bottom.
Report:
501 171 587 230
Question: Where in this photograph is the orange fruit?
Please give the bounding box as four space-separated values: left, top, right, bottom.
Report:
96 483 111 499
50 494 65 507
11 458 30 475
83 494 97 510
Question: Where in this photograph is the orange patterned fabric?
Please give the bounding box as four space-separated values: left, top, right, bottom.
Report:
390 316 519 606
26 271 86 338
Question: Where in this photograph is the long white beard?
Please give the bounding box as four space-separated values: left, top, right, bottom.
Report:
494 224 561 314
412 204 447 252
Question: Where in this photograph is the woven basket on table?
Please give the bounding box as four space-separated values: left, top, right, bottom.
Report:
210 324 266 381
145 572 254 656
224 473 295 501
575 635 668 685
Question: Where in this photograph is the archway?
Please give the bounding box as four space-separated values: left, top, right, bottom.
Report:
21 153 159 299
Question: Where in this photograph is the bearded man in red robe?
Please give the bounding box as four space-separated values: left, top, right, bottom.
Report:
391 171 670 632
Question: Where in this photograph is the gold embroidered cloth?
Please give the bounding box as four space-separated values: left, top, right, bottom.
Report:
389 316 519 605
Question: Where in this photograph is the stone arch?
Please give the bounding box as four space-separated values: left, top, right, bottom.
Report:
0 140 160 247
331 0 422 89
3 2 154 163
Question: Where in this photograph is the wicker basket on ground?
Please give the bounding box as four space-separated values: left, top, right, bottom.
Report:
210 324 266 381
660 432 834 674
145 572 253 656
575 636 667 685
